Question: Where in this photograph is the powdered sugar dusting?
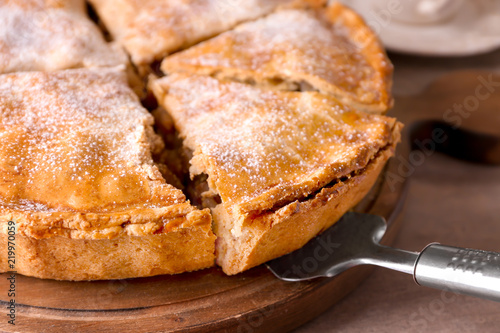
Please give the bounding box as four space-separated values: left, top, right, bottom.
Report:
0 68 181 213
158 74 394 212
90 0 310 64
163 8 383 105
0 0 126 74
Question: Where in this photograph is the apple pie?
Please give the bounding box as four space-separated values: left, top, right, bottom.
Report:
151 73 401 274
0 0 126 74
0 68 215 280
0 0 402 280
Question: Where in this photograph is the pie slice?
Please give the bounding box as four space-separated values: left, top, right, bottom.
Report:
0 0 126 74
161 2 392 114
151 73 402 275
88 0 325 68
0 68 215 280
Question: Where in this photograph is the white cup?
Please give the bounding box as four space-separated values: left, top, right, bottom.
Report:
375 0 466 24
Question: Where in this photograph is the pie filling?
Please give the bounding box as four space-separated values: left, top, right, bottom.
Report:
186 142 391 215
211 71 317 93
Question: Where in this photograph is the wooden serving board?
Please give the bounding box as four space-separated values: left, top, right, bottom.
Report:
1 70 498 333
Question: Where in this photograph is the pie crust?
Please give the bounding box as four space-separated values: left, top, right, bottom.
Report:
151 73 402 274
0 0 126 74
0 68 215 280
88 0 325 67
161 2 393 114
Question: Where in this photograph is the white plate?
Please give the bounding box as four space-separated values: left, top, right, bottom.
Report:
340 0 500 56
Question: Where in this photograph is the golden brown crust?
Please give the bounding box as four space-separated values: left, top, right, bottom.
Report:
213 134 400 275
88 0 325 66
161 2 392 114
0 68 216 279
0 0 127 74
151 73 398 217
324 2 394 112
0 68 181 223
2 206 211 240
0 220 215 280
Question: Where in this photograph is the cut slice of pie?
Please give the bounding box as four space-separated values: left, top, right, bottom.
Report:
88 0 325 68
0 68 215 280
161 2 393 114
151 73 402 275
0 0 126 74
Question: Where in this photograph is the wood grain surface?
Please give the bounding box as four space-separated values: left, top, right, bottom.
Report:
295 51 500 333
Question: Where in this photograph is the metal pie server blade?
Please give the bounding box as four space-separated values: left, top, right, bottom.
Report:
266 212 500 302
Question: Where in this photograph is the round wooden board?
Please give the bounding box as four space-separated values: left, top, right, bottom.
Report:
0 147 408 333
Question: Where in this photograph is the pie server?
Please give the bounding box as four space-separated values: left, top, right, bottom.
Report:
266 212 500 302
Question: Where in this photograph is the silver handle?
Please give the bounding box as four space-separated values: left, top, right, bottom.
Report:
414 244 500 302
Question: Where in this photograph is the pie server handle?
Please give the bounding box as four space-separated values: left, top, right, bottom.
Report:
412 243 500 302
364 243 500 302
